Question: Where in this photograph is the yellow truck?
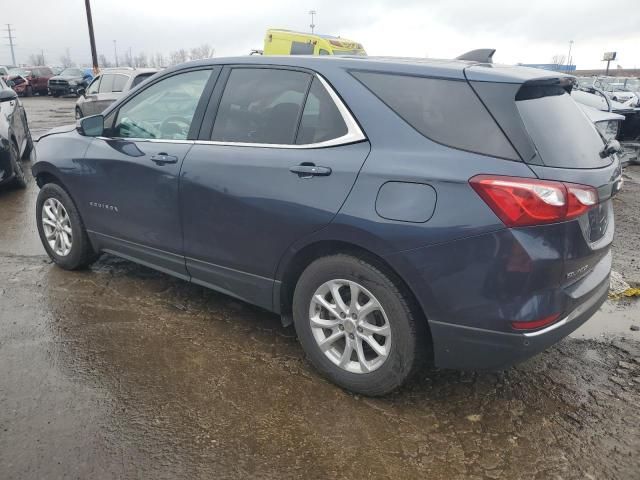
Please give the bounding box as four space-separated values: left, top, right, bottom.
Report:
262 29 367 56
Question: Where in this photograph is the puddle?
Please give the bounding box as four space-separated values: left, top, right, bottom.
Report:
571 300 640 340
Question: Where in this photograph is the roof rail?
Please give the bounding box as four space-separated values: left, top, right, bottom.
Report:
456 49 496 63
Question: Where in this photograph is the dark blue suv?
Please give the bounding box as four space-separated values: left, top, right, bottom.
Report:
32 56 622 395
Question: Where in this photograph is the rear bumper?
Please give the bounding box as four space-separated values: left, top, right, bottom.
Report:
429 271 609 370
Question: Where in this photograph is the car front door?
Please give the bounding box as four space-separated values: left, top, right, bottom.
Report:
81 75 101 116
180 66 370 309
77 67 217 278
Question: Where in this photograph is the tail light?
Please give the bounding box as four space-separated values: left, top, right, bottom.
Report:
469 175 598 227
511 313 561 331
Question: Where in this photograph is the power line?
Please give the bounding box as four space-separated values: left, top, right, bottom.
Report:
4 24 17 65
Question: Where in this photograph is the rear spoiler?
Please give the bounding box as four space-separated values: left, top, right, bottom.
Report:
456 49 496 63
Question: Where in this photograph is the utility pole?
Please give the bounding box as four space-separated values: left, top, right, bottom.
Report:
309 10 316 34
4 24 17 65
113 40 118 67
41 49 45 65
84 0 99 74
566 40 574 72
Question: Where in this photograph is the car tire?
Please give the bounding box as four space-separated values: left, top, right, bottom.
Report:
52 92 59 98
75 107 83 120
36 183 100 270
9 141 27 189
292 254 428 396
25 86 33 97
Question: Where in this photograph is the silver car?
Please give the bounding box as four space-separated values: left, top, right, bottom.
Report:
75 68 157 119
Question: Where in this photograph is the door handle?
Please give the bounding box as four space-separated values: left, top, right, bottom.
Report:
289 163 332 178
150 153 178 165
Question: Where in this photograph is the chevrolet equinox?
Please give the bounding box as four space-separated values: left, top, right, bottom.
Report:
32 55 622 395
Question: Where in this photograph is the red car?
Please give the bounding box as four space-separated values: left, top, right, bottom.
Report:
6 66 53 96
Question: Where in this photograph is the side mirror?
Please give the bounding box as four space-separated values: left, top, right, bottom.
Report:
0 89 18 102
77 114 104 137
77 88 86 97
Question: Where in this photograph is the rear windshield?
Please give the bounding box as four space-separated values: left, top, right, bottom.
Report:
516 85 608 169
352 71 518 160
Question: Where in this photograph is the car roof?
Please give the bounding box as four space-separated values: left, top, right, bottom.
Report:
163 55 571 84
99 68 158 76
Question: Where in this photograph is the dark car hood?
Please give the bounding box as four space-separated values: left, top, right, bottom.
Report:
38 124 77 140
50 74 84 81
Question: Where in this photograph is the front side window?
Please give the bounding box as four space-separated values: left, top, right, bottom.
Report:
211 68 310 144
352 71 518 160
113 69 210 140
87 76 101 94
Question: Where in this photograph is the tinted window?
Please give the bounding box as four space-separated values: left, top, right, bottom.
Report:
87 76 101 94
113 69 210 140
132 73 154 88
352 71 518 160
516 85 608 169
212 68 310 144
112 74 129 92
296 78 347 144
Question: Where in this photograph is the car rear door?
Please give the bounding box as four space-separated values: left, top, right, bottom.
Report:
77 67 218 278
180 66 370 309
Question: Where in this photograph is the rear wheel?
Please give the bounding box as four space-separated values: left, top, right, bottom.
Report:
9 142 26 189
36 183 100 270
25 86 33 97
293 254 427 396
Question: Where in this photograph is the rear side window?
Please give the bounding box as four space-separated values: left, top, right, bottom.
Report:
132 73 154 88
516 85 608 169
112 74 129 92
296 78 347 144
99 74 115 93
212 68 311 145
352 71 518 160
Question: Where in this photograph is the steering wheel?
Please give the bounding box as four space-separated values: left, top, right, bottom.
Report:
160 116 191 138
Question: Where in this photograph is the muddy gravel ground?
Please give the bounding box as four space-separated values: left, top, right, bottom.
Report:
0 97 639 479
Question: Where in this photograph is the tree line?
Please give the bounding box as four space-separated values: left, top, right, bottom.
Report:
27 44 216 69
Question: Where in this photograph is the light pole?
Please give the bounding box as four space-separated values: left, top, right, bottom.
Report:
113 40 118 67
309 10 316 34
566 40 574 72
84 0 99 74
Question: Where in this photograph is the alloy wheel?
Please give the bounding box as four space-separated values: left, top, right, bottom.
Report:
309 279 391 374
41 198 73 257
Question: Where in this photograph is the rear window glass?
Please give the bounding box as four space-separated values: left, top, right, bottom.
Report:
352 71 518 160
212 68 310 145
516 85 608 169
296 78 347 144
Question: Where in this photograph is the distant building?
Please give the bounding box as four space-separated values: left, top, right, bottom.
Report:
519 63 577 72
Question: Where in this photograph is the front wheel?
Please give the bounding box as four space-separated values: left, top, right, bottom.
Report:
293 254 428 396
36 183 100 270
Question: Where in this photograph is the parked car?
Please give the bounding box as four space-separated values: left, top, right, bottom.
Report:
32 56 621 395
6 66 53 96
75 68 157 119
48 67 93 97
0 77 33 189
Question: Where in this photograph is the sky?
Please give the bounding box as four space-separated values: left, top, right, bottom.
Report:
2 0 640 69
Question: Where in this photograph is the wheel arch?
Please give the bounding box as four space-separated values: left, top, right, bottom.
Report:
276 239 432 353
